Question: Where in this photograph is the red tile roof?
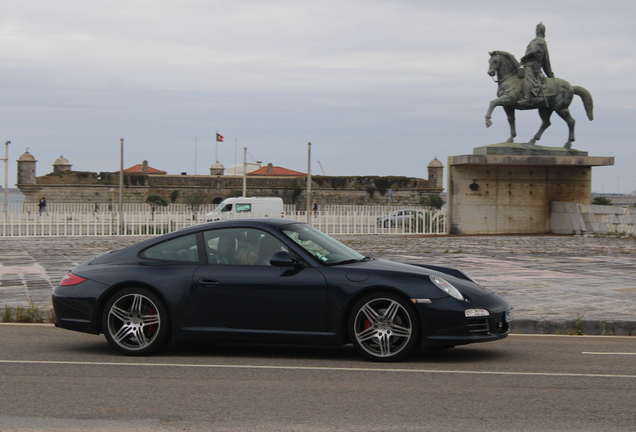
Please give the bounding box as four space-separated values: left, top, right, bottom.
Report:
124 164 167 174
248 166 306 176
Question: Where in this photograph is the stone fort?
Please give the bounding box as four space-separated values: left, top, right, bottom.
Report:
16 150 444 209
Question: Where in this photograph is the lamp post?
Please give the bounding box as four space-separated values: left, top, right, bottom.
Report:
2 141 9 214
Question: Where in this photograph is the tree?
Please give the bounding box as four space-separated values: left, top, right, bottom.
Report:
146 193 169 220
421 194 445 210
591 196 612 206
184 191 208 218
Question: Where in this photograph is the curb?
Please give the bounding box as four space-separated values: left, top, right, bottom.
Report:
511 318 636 336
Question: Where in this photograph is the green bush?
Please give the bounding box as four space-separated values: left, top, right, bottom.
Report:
421 194 445 209
591 196 612 206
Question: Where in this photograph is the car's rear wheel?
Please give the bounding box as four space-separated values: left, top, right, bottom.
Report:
102 288 170 356
349 293 420 362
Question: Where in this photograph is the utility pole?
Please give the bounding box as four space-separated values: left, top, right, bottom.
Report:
306 142 311 223
119 138 124 229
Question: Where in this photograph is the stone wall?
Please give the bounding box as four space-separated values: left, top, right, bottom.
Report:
447 154 614 234
18 172 442 210
551 201 636 235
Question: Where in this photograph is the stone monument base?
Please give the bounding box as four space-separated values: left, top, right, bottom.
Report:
447 144 614 234
473 142 588 157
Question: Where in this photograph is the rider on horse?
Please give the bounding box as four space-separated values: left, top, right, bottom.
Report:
518 22 554 107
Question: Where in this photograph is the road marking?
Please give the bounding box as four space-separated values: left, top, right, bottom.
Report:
1 359 635 379
509 334 636 339
583 352 636 356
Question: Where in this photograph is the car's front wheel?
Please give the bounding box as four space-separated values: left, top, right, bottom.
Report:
349 293 420 362
102 288 170 356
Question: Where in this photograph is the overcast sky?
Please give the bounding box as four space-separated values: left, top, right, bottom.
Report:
1 0 634 194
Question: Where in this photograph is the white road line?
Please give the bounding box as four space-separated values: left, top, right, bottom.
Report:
1 359 635 379
582 352 636 356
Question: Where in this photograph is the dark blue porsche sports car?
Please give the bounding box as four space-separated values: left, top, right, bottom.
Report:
53 219 513 362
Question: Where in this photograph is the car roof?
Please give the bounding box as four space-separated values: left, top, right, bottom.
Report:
175 218 306 235
108 218 307 257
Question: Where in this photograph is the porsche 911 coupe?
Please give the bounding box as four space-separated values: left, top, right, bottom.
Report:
53 219 513 362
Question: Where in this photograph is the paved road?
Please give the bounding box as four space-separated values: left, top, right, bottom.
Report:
1 324 635 431
1 235 636 334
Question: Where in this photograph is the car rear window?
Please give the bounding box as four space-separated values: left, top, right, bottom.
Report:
141 234 199 262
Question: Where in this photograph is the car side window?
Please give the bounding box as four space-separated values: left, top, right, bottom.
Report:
203 228 288 266
235 203 251 213
141 234 199 262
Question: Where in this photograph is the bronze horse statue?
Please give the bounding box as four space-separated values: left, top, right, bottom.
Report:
485 50 593 148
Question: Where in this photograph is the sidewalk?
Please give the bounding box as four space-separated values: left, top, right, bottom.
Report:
2 234 636 335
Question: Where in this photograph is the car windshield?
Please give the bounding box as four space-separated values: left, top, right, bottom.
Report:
281 223 365 265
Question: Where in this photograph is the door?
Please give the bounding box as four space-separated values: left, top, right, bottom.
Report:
193 227 328 332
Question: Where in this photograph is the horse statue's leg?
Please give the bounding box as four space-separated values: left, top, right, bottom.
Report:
485 99 499 128
555 108 576 149
528 108 553 145
503 106 516 143
485 96 513 129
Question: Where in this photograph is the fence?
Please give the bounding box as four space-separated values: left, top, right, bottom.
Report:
0 206 446 237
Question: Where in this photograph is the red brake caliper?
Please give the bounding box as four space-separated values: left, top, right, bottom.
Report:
146 308 157 336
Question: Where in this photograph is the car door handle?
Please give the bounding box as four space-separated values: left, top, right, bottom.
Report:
197 279 220 287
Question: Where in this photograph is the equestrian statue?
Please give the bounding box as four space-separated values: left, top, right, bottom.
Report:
485 23 593 149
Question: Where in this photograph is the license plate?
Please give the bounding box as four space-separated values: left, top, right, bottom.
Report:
505 309 514 323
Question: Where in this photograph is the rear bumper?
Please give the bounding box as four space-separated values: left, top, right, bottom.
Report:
52 294 101 335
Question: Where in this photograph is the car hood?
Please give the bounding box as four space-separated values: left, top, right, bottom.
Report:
331 259 494 298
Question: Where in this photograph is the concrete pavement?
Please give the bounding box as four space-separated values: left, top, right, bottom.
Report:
2 234 636 335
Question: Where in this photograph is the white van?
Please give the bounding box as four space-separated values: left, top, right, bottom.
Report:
205 197 285 222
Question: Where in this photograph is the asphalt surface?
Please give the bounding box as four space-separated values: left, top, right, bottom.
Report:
1 234 636 335
2 325 636 431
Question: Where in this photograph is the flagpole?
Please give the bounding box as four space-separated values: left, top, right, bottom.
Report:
242 147 247 197
194 137 197 175
234 138 237 176
215 131 218 162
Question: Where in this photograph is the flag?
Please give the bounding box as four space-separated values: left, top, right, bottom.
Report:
216 133 224 142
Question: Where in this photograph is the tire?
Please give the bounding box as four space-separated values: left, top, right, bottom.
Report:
348 293 420 362
102 287 170 356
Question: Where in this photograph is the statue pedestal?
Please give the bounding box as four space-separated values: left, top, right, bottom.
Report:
447 144 614 234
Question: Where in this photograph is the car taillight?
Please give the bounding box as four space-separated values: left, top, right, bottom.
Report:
59 273 87 286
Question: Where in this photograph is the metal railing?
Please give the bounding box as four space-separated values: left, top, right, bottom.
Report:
0 207 446 237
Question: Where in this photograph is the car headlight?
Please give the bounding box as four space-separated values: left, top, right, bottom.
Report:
465 309 490 317
430 276 464 301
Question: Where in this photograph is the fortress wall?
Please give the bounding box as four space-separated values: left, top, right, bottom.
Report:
18 173 442 209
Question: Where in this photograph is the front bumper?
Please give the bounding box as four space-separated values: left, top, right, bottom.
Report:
416 294 512 347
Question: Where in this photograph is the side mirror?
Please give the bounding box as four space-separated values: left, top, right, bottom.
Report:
270 251 302 267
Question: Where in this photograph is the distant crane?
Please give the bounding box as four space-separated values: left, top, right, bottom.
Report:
317 160 326 176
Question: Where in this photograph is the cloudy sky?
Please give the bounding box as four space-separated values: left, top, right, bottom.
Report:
1 0 634 194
